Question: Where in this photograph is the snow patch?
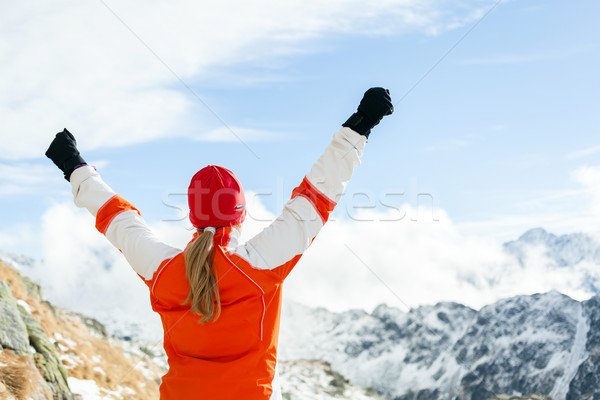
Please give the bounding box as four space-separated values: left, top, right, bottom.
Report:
67 378 102 399
92 366 106 376
550 302 590 399
16 299 32 314
67 377 136 400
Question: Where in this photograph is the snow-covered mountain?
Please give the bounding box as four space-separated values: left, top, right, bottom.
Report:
279 292 600 400
504 228 600 270
502 227 600 296
4 226 600 399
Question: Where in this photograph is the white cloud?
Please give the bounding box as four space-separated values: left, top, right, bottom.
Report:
0 162 65 197
10 176 598 342
284 206 599 313
36 203 163 340
573 165 600 218
564 145 600 160
0 0 497 160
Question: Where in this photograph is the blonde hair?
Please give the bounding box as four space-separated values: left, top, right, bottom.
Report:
183 229 221 324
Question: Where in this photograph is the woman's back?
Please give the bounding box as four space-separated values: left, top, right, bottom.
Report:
147 227 284 398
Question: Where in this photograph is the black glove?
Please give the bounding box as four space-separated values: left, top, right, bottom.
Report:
342 87 394 138
45 128 87 181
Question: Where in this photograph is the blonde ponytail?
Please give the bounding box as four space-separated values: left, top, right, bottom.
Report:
183 229 221 324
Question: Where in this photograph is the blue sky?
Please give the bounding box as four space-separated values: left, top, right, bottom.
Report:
1 1 600 318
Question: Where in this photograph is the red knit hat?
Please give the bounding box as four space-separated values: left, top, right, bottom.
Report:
188 165 246 228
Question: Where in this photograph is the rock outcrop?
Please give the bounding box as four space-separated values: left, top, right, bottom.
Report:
0 259 165 400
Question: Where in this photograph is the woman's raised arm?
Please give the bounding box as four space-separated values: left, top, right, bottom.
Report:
46 130 180 282
229 88 394 280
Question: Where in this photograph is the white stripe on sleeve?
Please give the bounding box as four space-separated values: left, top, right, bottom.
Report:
105 211 181 280
70 166 116 216
305 127 366 203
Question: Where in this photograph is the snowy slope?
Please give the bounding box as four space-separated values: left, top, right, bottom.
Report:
279 292 600 400
279 301 476 397
279 359 387 400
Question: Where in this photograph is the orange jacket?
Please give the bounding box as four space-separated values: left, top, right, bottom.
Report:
70 128 367 399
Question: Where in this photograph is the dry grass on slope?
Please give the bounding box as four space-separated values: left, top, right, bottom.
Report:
0 349 42 400
0 260 165 400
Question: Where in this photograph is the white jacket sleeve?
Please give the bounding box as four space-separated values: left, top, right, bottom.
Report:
230 127 366 276
70 166 181 281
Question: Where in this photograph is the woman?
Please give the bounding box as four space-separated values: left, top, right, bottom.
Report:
46 88 393 399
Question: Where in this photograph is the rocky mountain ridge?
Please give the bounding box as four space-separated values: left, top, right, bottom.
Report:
278 291 600 400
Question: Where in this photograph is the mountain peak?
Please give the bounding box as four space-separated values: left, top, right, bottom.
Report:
517 227 554 243
505 228 600 272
